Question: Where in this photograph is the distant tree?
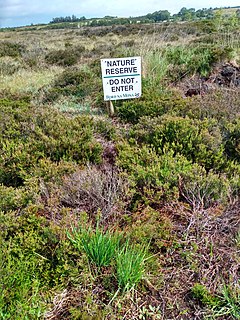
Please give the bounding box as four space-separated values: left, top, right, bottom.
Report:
146 10 170 22
50 15 86 24
177 7 196 21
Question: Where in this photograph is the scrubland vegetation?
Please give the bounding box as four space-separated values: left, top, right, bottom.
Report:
0 11 239 319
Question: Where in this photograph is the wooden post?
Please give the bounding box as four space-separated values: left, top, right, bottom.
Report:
106 100 114 117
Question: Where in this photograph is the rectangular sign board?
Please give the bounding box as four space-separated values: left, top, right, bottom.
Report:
101 56 141 101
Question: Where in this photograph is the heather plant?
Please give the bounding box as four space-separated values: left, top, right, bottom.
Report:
0 56 22 75
60 165 131 222
116 89 187 124
224 119 240 162
45 45 86 66
130 115 225 170
0 93 102 187
0 41 25 57
43 66 101 103
0 246 46 319
117 143 192 205
179 165 230 211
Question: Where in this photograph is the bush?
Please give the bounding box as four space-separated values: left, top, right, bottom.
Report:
0 93 102 187
179 165 230 210
0 209 83 318
45 45 85 66
130 115 225 170
44 67 101 102
59 165 131 222
116 89 187 124
224 119 240 162
0 41 25 57
0 185 32 212
116 143 192 205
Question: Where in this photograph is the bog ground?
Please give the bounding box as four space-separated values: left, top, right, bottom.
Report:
0 15 239 319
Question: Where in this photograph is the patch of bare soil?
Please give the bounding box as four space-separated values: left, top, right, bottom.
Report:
179 62 240 97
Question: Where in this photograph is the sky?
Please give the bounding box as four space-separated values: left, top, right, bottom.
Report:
0 0 239 28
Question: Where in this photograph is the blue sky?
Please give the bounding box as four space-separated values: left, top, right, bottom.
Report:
1 0 239 28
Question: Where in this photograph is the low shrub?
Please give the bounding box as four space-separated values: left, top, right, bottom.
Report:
0 185 32 212
44 67 101 102
130 115 225 170
0 93 102 187
0 56 22 75
116 89 187 124
184 89 240 123
116 143 192 205
224 119 240 162
179 165 230 210
59 165 131 222
0 41 25 57
127 206 173 251
0 209 84 318
45 45 85 66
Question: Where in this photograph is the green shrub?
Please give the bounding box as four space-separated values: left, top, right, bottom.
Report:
0 41 25 57
0 247 46 319
0 93 102 187
224 119 240 162
44 67 101 102
116 89 187 124
128 207 173 251
130 115 225 170
45 45 85 66
0 208 84 318
117 143 192 205
0 185 32 212
179 165 230 210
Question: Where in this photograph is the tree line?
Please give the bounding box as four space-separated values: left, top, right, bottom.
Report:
50 6 240 24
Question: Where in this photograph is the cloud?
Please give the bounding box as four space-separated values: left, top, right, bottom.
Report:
1 0 240 27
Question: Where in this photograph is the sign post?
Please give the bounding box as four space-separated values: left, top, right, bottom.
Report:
101 56 141 116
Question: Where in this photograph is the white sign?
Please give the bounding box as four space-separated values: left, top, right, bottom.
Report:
101 56 141 101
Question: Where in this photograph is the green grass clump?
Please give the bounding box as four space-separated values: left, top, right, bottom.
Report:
68 224 122 267
116 242 148 292
67 224 149 292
